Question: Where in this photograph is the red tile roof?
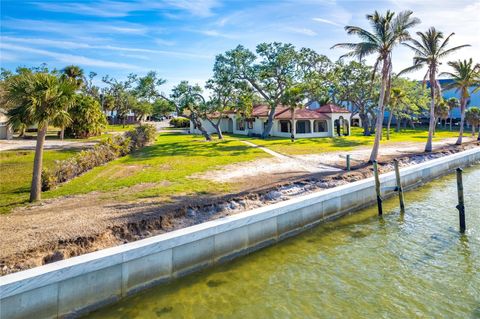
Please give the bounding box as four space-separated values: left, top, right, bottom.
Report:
316 103 350 113
251 104 290 117
275 108 330 120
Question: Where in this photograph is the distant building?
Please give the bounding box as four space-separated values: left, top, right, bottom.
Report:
437 79 479 118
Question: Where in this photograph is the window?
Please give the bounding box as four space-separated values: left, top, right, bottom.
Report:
296 120 311 134
247 119 254 129
236 118 245 131
279 120 291 133
314 120 327 132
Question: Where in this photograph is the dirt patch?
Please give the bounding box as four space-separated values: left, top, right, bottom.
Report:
0 141 478 275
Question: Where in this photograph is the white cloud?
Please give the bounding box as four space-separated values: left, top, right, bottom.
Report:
33 0 220 18
312 17 342 27
0 36 213 59
0 43 142 69
285 27 318 36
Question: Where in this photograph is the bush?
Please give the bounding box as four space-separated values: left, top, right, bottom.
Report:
169 117 190 128
124 124 157 150
41 125 156 190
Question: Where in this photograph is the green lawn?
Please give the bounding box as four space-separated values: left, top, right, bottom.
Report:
105 124 138 132
233 126 468 155
0 149 79 214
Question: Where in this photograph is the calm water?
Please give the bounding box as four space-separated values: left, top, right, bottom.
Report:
87 166 480 319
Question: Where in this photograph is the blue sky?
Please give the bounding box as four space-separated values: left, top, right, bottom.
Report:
1 0 479 93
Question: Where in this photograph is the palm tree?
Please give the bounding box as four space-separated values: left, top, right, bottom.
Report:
62 65 84 89
6 72 76 201
465 106 480 138
446 97 459 130
399 27 469 151
387 87 406 140
440 59 480 144
332 10 420 162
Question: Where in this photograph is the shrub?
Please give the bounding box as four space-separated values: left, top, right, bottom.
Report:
41 125 156 190
124 124 157 150
65 95 107 138
169 117 190 128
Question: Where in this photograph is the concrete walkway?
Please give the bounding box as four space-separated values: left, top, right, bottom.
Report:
239 140 342 173
0 139 97 152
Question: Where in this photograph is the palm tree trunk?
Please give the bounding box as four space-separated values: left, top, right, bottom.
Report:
396 117 401 132
386 111 393 140
369 58 390 162
291 107 296 142
477 127 480 141
30 125 47 202
360 112 370 136
425 71 436 152
472 124 476 137
449 112 453 131
60 126 65 140
456 98 466 145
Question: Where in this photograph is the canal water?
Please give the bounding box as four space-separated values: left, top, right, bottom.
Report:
86 166 480 319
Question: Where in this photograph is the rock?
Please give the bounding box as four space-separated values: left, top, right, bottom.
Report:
264 191 282 201
186 208 196 217
43 251 64 264
229 201 239 210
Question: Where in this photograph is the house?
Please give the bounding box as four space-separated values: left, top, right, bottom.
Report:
190 103 351 138
0 108 13 140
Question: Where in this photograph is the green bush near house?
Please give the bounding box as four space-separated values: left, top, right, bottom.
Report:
169 117 190 128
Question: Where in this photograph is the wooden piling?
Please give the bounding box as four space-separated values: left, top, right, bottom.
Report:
346 154 351 172
373 160 383 215
394 159 405 213
456 168 466 232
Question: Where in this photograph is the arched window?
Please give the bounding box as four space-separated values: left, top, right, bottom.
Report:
313 120 327 132
279 120 291 133
296 120 311 133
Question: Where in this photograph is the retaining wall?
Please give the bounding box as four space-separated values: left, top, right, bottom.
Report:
1 147 479 319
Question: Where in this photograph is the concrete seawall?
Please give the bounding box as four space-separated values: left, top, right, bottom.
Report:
1 147 479 319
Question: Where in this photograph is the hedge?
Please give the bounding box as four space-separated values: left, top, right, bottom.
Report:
42 124 157 191
169 117 190 128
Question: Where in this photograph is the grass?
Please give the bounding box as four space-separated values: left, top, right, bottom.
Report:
233 126 469 155
0 149 79 214
44 133 268 201
105 124 137 132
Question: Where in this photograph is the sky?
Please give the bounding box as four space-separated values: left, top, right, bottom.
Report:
1 0 479 93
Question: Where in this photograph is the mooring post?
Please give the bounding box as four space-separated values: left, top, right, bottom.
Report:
346 154 351 172
394 159 405 213
373 160 383 215
456 168 466 233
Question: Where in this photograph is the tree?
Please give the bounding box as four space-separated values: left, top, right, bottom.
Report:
171 81 212 141
133 71 166 121
465 106 480 139
5 72 76 201
102 74 137 126
434 99 449 130
65 95 107 138
62 65 84 89
215 43 300 138
446 97 459 131
440 59 480 144
152 98 175 119
386 87 406 140
333 10 420 162
400 27 469 152
334 61 379 135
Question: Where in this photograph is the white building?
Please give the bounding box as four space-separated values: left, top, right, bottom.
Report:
0 108 13 140
190 104 352 138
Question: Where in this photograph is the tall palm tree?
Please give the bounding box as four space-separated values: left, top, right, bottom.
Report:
399 27 469 151
332 10 420 162
446 97 459 131
440 59 480 144
6 72 76 201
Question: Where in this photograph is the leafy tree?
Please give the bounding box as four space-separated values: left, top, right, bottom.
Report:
214 43 300 138
133 71 166 121
333 10 420 162
5 72 76 201
65 95 107 138
102 74 137 126
171 81 212 141
440 59 480 144
334 61 379 135
386 87 406 140
465 106 480 139
62 65 84 89
152 98 175 119
400 27 469 152
434 99 450 130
